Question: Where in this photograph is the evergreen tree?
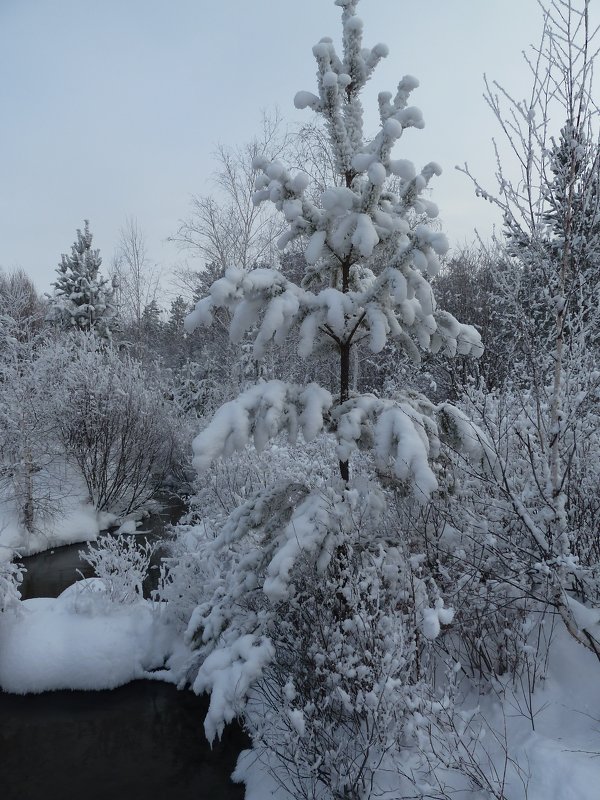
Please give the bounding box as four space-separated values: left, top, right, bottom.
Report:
185 0 482 482
543 121 600 348
180 1 485 795
49 220 115 339
501 119 600 364
141 299 161 332
167 295 189 337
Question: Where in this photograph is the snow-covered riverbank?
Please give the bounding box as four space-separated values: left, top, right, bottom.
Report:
0 491 102 562
0 580 179 693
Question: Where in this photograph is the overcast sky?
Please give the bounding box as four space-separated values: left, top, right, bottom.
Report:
0 1 559 292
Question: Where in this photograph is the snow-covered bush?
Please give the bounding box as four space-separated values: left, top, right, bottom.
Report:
396 364 600 687
158 436 349 632
0 318 66 535
394 456 543 685
168 360 228 420
80 534 156 604
191 435 347 519
0 558 25 613
56 337 179 515
452 380 600 677
178 481 460 799
1 329 184 544
455 0 600 670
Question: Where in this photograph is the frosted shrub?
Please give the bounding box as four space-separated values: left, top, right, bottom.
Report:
0 319 66 534
0 558 25 613
184 482 457 799
397 480 543 684
457 0 600 666
189 434 350 520
80 534 155 604
57 337 178 515
410 378 600 684
0 331 182 532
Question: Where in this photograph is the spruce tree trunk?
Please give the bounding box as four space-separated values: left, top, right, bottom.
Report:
338 253 351 484
339 340 350 483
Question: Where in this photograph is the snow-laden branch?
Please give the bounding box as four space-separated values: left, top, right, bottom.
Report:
190 381 332 472
191 382 493 502
193 633 275 742
334 394 440 498
437 402 498 472
185 263 483 362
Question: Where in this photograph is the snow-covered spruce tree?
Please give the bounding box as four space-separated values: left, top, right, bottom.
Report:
49 220 115 339
181 1 483 796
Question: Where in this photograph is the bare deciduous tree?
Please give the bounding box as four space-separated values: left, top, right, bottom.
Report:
112 217 162 340
171 111 289 281
459 0 600 660
0 268 45 338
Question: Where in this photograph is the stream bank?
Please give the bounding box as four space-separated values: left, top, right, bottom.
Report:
1 499 249 800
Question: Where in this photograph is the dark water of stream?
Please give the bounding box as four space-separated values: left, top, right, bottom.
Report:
0 682 246 800
17 498 185 600
0 500 249 800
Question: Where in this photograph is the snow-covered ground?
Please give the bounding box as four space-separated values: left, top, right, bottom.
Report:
0 466 152 563
488 625 600 800
0 579 178 693
0 465 105 562
0 499 101 563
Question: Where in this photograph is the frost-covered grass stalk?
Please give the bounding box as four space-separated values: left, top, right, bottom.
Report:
179 0 485 796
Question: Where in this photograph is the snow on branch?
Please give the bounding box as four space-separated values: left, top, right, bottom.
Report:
191 381 492 500
262 490 339 602
190 381 333 471
333 393 440 499
0 559 25 613
193 633 275 742
331 393 494 499
185 262 483 363
436 402 497 472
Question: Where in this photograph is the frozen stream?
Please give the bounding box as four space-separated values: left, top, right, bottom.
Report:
0 501 248 800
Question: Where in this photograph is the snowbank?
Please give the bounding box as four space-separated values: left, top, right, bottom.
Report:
0 500 100 563
0 580 176 694
0 464 103 562
489 624 600 800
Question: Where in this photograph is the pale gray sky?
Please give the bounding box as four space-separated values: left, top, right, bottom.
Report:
0 1 557 291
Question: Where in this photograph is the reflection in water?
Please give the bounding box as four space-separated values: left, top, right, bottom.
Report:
0 681 247 800
3 500 249 800
18 542 96 599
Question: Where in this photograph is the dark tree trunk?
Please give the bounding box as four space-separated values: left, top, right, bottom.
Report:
338 253 351 484
339 340 351 483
